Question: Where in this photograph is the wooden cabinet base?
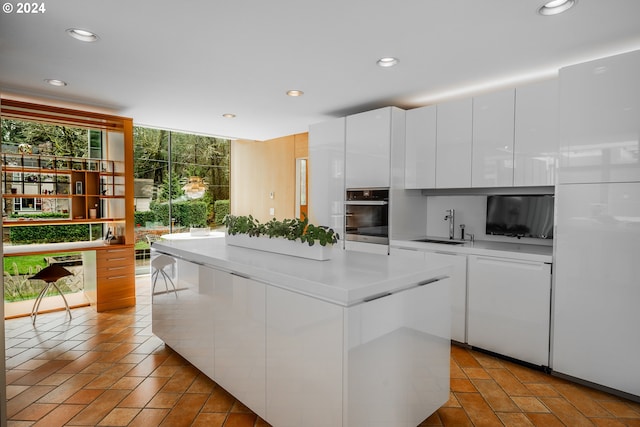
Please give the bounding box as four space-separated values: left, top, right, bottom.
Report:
92 246 136 312
94 295 136 312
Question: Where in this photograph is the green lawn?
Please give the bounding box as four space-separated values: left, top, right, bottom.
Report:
3 254 50 276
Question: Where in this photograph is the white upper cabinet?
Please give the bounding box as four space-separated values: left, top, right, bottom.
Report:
472 89 515 188
309 117 345 239
346 106 404 189
559 49 640 184
436 98 472 188
514 79 559 187
405 105 436 189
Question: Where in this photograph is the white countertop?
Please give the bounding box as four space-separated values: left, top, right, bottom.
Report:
391 236 553 263
3 239 109 255
152 237 451 307
160 231 225 240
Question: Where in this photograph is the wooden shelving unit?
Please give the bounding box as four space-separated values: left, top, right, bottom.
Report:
2 154 126 223
1 98 135 312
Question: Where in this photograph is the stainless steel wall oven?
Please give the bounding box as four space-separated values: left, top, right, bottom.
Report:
345 188 389 245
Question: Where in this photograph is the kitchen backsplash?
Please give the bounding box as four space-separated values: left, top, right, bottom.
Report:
424 195 554 246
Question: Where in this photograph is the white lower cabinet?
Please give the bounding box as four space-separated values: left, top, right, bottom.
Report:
214 273 266 417
151 259 215 379
345 278 450 427
265 276 450 427
154 260 450 426
424 251 467 343
390 247 467 343
467 255 551 366
266 286 344 427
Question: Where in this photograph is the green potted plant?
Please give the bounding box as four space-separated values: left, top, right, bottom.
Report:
223 214 339 260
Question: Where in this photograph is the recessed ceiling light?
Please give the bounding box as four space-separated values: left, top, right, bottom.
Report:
286 90 304 97
537 0 576 16
44 79 68 87
222 113 236 118
66 28 99 42
377 57 399 68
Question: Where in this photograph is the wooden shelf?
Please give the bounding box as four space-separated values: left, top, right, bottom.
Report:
2 218 126 227
3 154 126 222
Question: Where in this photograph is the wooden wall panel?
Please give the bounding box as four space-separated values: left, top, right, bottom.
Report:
231 133 308 223
294 133 308 158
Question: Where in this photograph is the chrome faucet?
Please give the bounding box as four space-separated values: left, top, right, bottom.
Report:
444 209 455 240
460 223 475 243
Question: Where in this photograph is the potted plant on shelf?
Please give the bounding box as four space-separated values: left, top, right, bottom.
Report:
222 214 339 260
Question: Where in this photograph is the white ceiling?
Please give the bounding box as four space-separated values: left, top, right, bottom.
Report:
2 0 640 141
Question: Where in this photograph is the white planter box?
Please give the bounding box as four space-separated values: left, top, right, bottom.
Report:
225 233 333 261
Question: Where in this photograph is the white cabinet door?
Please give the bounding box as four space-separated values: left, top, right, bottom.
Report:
424 251 467 343
309 117 345 240
467 255 551 366
266 286 344 427
472 89 515 188
405 106 436 189
214 273 266 418
345 240 389 255
514 79 559 187
345 279 450 427
436 99 472 188
390 248 468 344
559 50 640 184
553 182 640 396
389 247 425 260
152 260 215 379
346 107 393 188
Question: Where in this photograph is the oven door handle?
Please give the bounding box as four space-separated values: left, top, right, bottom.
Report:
344 200 388 206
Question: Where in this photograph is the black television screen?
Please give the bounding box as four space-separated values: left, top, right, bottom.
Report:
486 195 554 239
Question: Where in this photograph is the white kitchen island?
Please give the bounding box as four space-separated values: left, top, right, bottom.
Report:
151 237 451 427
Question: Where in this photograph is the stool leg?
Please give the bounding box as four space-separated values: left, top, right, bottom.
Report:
151 269 161 300
51 282 72 321
159 269 177 298
31 282 52 325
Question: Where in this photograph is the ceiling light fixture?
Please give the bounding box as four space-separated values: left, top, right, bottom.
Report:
286 90 304 97
44 79 68 87
537 0 576 16
377 57 399 68
182 176 207 199
222 113 236 118
66 28 99 42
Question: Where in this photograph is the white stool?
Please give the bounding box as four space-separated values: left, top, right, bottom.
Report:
151 254 177 299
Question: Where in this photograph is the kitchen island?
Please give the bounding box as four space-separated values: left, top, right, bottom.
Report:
151 236 451 427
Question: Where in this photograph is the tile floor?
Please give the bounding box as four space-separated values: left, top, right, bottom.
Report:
4 275 640 427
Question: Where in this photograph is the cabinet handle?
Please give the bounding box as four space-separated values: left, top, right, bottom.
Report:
107 266 127 271
107 275 127 280
434 250 456 256
417 277 444 286
107 257 127 262
475 256 544 270
364 292 392 302
345 200 388 206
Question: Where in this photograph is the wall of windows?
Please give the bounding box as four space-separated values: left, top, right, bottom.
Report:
133 127 230 270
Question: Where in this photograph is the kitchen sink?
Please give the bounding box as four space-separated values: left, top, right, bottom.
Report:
412 238 465 245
